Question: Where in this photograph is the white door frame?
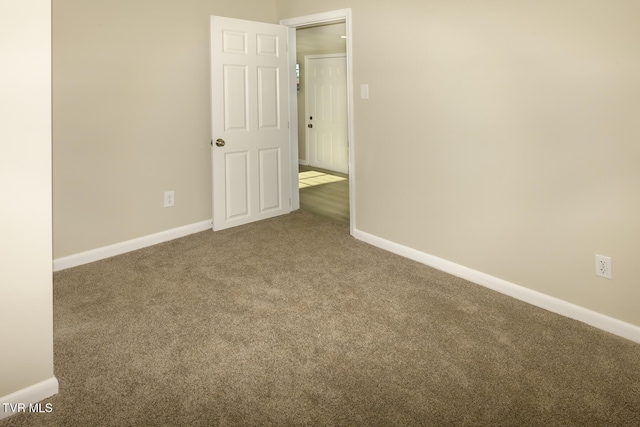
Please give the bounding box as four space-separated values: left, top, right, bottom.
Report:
280 9 355 236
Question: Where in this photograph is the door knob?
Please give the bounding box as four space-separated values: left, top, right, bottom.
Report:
307 124 313 128
215 138 225 147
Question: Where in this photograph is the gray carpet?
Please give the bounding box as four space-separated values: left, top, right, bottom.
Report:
3 210 640 426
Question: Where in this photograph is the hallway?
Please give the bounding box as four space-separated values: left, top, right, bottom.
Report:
298 165 349 224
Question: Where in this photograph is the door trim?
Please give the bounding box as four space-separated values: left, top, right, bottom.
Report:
280 9 355 236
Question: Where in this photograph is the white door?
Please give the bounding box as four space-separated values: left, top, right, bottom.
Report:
210 16 291 231
305 54 348 174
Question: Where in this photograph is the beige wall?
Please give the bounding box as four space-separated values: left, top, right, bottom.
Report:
53 0 276 258
0 0 55 398
277 0 640 327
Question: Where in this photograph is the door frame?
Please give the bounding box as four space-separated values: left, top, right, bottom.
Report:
280 9 355 236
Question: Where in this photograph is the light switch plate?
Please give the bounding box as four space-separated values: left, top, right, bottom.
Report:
360 84 369 99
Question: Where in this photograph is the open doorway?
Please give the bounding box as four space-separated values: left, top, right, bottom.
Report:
296 22 350 225
281 9 355 233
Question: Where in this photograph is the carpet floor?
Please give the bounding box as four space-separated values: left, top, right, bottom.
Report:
2 210 639 426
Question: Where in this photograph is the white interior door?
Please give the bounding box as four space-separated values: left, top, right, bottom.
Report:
305 54 348 174
210 16 291 231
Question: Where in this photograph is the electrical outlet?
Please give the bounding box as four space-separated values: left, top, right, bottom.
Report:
164 191 175 208
595 254 612 279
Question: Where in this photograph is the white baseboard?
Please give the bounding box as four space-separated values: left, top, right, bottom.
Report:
299 159 309 166
0 377 58 420
53 220 212 272
354 229 640 344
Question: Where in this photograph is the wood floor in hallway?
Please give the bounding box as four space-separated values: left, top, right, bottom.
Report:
298 165 349 225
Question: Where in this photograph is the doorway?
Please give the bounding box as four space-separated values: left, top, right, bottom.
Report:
281 10 354 231
298 24 348 224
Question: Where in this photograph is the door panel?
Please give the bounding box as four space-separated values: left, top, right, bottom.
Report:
222 30 247 54
306 54 348 174
211 16 291 231
257 34 278 56
225 151 250 220
223 65 248 131
259 148 281 212
257 67 279 129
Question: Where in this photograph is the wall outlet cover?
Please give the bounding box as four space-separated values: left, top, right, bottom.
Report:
595 254 612 279
164 191 175 208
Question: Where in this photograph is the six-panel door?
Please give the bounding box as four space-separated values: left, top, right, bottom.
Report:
305 54 349 174
210 16 291 231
